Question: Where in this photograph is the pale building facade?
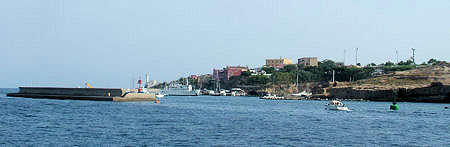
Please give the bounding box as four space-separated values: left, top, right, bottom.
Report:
266 58 293 68
298 57 318 67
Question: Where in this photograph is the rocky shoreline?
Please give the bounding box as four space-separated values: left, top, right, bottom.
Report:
325 83 450 103
322 65 450 103
247 65 450 103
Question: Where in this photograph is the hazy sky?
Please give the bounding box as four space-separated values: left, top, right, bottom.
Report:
1 0 449 88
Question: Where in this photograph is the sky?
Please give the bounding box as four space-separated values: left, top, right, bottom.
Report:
1 0 449 88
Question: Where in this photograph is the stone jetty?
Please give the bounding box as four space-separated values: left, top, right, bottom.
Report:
7 87 157 102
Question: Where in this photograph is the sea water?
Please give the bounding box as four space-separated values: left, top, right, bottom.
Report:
1 88 449 146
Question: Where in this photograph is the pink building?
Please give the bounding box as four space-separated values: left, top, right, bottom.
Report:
213 69 224 81
213 66 249 82
190 75 199 80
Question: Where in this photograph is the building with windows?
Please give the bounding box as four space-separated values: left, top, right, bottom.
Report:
335 62 345 67
265 58 293 68
298 57 318 67
213 69 225 81
213 66 249 82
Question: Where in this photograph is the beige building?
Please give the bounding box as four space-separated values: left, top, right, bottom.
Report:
266 58 293 68
335 62 345 67
298 57 318 67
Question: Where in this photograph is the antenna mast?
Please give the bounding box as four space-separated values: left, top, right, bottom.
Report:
355 48 359 65
396 50 399 64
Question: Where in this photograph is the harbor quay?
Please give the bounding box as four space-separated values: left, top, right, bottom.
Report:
7 87 157 102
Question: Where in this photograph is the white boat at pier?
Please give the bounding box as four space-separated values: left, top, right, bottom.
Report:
260 94 284 100
162 83 200 96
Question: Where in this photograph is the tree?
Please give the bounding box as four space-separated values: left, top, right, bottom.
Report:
398 60 414 65
241 71 251 77
262 66 275 74
297 64 306 70
246 75 270 85
296 70 314 82
384 61 395 66
427 58 447 65
280 64 298 72
428 59 447 65
427 59 438 65
272 72 295 84
368 63 377 67
223 76 243 89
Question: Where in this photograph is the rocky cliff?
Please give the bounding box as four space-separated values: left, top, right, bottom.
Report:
326 65 450 103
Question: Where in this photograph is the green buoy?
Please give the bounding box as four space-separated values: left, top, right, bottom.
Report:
390 103 399 110
390 90 399 110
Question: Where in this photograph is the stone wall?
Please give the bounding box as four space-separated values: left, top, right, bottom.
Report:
327 84 450 103
113 93 156 102
328 87 393 100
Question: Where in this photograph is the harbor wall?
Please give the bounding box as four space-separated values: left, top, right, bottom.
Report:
8 87 156 102
113 93 156 102
17 87 125 97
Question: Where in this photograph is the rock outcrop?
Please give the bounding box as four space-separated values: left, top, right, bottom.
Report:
325 65 450 103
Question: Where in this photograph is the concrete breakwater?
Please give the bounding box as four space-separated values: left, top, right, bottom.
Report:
327 84 450 103
7 87 156 102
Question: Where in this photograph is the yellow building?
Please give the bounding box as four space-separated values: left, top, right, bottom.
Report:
298 57 318 67
266 58 293 68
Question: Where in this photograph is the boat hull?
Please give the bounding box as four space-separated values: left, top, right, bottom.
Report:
326 105 350 111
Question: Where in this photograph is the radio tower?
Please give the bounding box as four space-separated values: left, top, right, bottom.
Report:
411 48 416 64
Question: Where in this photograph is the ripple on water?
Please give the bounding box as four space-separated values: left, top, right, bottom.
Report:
0 95 449 146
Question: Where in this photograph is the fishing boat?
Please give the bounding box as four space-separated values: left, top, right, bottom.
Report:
326 100 350 111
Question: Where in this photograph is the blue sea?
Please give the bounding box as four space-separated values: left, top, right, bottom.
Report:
1 88 449 146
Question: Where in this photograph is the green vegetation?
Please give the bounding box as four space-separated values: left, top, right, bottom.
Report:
427 58 448 66
223 72 271 88
378 60 415 73
261 66 275 74
159 58 447 90
222 59 447 89
217 60 376 88
245 75 271 85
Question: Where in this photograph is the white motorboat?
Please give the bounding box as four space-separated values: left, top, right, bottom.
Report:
260 94 284 100
291 91 312 97
326 100 350 111
231 88 246 96
156 93 165 98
